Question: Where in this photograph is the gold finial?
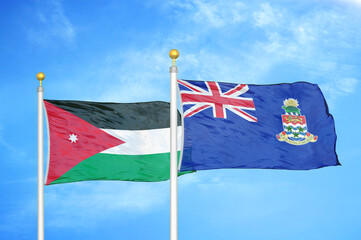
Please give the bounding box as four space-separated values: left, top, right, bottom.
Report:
36 72 45 87
169 49 179 66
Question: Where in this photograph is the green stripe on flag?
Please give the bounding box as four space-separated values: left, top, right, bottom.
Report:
49 152 191 185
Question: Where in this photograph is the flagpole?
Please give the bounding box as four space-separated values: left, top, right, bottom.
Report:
37 72 45 240
169 49 179 240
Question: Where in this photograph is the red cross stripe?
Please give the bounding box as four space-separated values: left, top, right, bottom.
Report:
178 80 257 122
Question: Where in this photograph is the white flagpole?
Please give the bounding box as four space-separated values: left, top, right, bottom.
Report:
37 72 45 240
169 49 179 240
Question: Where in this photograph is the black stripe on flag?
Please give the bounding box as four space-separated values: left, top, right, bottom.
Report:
45 100 181 130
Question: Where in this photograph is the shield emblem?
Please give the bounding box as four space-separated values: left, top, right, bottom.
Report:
282 115 308 142
276 98 317 145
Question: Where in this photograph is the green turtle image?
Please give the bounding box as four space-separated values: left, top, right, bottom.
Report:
282 105 301 115
282 98 301 115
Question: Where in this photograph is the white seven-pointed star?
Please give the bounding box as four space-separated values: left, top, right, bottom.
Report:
69 133 78 143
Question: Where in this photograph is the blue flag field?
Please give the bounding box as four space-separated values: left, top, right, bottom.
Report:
178 79 339 172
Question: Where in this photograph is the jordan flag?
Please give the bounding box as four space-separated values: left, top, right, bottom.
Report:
44 100 184 185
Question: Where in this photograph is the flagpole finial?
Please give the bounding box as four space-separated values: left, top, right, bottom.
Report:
169 49 179 66
36 72 45 87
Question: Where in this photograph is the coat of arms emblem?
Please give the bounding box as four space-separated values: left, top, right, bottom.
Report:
276 98 318 145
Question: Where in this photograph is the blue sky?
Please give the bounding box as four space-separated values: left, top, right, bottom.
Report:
1 0 361 239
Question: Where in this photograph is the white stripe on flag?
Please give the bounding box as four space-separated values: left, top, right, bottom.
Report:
101 127 182 155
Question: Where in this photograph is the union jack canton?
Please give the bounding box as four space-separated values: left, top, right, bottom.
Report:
177 79 257 122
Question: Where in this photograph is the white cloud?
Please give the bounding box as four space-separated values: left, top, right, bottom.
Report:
333 0 361 7
339 78 359 93
181 51 247 83
322 78 359 96
27 0 75 45
71 1 361 115
165 0 246 28
253 2 282 27
96 48 171 102
240 2 361 86
162 1 361 91
320 77 359 107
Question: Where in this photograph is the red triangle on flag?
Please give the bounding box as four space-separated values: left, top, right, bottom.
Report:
44 101 125 185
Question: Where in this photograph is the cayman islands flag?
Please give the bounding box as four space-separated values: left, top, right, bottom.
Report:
177 79 339 172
